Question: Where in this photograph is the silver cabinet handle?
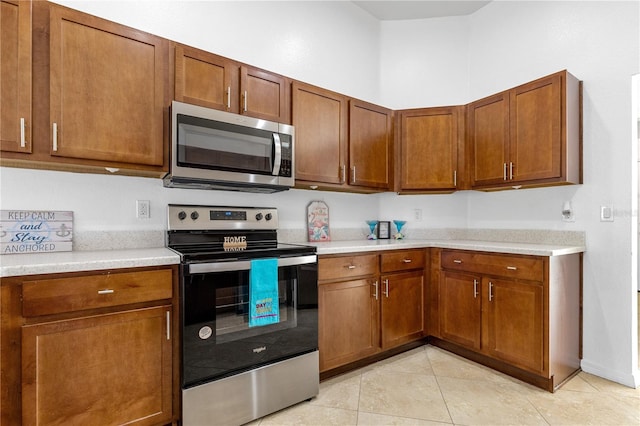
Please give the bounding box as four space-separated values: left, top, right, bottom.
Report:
243 90 248 112
453 259 463 264
383 279 389 298
346 264 356 270
97 289 114 295
372 281 379 300
489 281 494 301
226 86 231 109
503 163 507 180
453 170 457 187
473 279 479 298
351 166 356 184
402 259 412 263
52 123 58 152
506 266 517 270
340 165 346 183
166 311 171 340
509 162 514 180
20 118 26 148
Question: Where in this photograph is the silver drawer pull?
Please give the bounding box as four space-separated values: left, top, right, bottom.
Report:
402 259 412 263
453 259 463 264
97 289 114 295
346 265 356 269
506 266 517 270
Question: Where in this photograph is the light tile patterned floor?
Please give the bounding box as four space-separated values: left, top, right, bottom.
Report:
253 345 640 425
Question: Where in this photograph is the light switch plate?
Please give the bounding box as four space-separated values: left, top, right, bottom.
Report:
600 205 614 222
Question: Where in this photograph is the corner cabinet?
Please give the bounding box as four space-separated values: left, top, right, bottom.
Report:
0 266 179 425
292 81 393 192
318 250 425 373
469 70 582 190
396 106 466 193
0 0 32 154
435 249 581 391
175 44 290 123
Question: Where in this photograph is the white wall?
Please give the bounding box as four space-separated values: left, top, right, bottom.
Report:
1 0 638 387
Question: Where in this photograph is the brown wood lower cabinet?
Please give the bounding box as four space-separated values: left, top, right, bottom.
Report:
22 306 173 426
318 250 426 373
0 265 179 425
436 249 580 391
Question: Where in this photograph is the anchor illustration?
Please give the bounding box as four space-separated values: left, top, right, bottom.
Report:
56 223 71 238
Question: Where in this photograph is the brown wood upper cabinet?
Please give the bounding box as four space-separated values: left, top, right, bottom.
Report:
292 81 393 191
0 0 32 154
45 2 169 172
396 106 465 193
468 70 581 190
175 44 290 123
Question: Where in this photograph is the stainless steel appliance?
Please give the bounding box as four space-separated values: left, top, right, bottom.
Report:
163 101 295 193
167 205 318 425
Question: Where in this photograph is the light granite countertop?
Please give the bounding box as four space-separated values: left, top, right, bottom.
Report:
0 234 585 278
0 247 180 278
307 239 585 257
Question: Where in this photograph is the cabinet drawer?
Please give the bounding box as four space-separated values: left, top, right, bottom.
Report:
441 250 544 282
319 254 378 281
381 249 425 273
22 269 173 317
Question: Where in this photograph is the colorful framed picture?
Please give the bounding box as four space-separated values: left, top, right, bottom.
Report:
307 201 330 242
377 221 390 239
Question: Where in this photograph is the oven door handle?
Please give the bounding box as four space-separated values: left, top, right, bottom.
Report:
187 254 317 274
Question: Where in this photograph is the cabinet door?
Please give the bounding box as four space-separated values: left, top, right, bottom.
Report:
318 278 379 371
292 82 348 185
509 73 562 183
439 271 481 350
484 278 544 374
398 106 460 191
22 306 173 426
468 92 510 187
0 0 31 154
175 44 239 112
48 4 167 168
349 99 392 189
241 65 289 123
381 270 424 349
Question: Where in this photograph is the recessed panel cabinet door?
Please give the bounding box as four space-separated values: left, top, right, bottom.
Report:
510 73 562 183
398 107 460 191
241 65 289 123
483 278 545 374
22 306 173 426
349 100 392 189
468 92 510 187
380 270 424 349
439 271 481 350
318 279 379 371
0 0 32 154
48 4 167 167
292 82 347 185
175 44 239 112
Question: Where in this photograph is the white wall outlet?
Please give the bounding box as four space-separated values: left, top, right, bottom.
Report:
414 208 423 221
561 201 574 222
600 205 614 222
136 200 150 219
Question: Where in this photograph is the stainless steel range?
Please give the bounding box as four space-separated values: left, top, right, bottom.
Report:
167 204 318 425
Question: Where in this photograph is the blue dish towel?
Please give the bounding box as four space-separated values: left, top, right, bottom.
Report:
249 258 279 327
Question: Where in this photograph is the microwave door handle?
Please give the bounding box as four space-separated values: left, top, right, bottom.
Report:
272 133 282 176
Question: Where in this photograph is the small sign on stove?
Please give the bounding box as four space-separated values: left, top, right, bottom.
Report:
1 210 73 255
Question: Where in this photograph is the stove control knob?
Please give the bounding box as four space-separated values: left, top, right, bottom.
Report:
265 213 273 221
178 211 187 221
191 211 199 220
255 213 263 221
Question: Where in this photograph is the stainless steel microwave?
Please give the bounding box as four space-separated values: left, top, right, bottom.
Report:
163 101 294 193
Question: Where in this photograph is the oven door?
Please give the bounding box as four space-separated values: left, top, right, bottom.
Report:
181 254 317 388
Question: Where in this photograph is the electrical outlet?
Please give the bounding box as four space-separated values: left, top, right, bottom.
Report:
414 208 423 221
600 205 614 222
136 200 150 219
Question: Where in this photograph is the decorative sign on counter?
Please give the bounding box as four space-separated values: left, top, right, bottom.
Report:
307 201 330 242
0 210 73 255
